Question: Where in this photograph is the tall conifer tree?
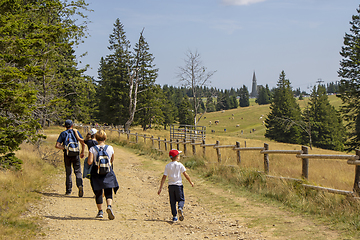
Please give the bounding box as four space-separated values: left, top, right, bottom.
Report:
304 85 344 151
97 19 131 125
265 71 302 144
338 4 360 151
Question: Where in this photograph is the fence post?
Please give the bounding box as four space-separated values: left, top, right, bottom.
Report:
216 140 221 163
353 149 360 196
183 139 187 156
264 143 269 173
192 139 196 156
176 139 180 150
127 131 130 142
170 139 173 150
164 138 168 151
236 141 241 164
151 136 154 148
144 134 146 144
135 133 138 143
118 130 121 139
158 137 161 150
202 139 206 158
301 146 309 179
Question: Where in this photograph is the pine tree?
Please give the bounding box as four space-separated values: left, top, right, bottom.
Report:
97 19 131 125
337 4 360 151
206 96 216 112
0 0 90 165
304 85 345 151
126 29 159 130
255 84 271 105
239 85 250 107
178 97 194 125
265 71 302 144
230 95 238 109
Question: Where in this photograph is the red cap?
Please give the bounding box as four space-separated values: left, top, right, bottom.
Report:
169 149 182 158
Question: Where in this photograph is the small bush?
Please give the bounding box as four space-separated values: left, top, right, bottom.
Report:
0 153 23 171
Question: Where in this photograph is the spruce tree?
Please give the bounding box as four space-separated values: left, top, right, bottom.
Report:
338 4 360 151
97 18 131 125
256 84 271 105
265 71 302 144
304 85 345 151
239 85 250 107
206 96 216 112
178 97 194 125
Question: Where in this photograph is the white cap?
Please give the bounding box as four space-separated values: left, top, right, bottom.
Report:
90 128 97 135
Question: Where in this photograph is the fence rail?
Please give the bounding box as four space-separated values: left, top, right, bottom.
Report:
80 126 360 197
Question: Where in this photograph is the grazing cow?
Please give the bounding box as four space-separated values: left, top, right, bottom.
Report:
211 130 215 133
236 124 240 127
209 121 212 125
215 120 219 125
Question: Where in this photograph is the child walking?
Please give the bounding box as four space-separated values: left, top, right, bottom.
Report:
87 130 119 220
158 149 194 222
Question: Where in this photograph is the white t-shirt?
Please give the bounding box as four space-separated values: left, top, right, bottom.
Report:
163 161 186 186
89 144 114 166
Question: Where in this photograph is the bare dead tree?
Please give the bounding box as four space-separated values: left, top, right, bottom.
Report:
177 50 216 126
124 28 148 131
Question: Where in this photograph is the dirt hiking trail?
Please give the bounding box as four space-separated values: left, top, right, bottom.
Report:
32 144 343 240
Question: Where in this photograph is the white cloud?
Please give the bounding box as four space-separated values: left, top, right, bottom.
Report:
222 0 267 6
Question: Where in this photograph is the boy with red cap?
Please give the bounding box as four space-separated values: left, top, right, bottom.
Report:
158 149 194 222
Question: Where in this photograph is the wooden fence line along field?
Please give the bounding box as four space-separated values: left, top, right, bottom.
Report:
81 126 360 197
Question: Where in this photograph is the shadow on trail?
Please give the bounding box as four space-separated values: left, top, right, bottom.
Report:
33 190 93 199
44 215 101 221
143 219 174 225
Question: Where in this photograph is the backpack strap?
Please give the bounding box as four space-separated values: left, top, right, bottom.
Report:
67 129 78 143
93 145 100 153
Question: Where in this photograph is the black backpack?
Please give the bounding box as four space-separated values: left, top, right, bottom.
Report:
64 130 80 157
93 145 111 175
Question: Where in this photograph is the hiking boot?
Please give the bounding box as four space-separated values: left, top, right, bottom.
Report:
172 216 178 222
178 208 184 221
106 206 115 220
78 186 84 197
96 210 103 218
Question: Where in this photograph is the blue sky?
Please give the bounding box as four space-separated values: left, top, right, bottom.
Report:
75 0 359 92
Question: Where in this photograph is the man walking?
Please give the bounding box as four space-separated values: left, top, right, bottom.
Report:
55 120 85 197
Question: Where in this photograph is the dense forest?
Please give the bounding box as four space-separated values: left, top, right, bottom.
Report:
1 0 360 168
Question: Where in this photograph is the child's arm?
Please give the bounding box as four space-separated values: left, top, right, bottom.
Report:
157 175 167 195
72 128 85 143
183 172 194 187
87 152 94 165
72 129 85 158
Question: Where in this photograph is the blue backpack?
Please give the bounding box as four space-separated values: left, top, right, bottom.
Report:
64 130 80 157
93 145 111 175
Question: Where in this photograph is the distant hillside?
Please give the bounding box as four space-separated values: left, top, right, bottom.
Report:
197 94 343 141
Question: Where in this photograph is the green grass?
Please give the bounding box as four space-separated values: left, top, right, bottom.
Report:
198 94 342 141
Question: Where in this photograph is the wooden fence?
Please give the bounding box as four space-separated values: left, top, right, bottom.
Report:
81 126 360 197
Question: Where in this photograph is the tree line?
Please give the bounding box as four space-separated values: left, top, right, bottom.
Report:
1 1 360 168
